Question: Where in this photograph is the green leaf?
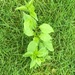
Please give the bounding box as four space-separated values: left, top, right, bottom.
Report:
15 6 27 11
26 1 38 21
15 0 34 11
28 0 34 5
24 21 34 36
23 12 29 20
30 12 38 21
30 59 36 69
39 42 44 49
33 37 39 43
45 55 51 60
44 41 54 51
23 12 37 29
40 58 45 62
26 0 35 11
23 12 37 36
30 58 41 69
23 52 32 57
38 48 48 57
39 33 52 41
27 4 35 12
36 58 41 66
39 23 54 33
27 41 38 52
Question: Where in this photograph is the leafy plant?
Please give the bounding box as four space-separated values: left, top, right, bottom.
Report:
16 0 54 69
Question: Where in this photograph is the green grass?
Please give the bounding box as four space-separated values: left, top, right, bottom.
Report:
0 0 75 75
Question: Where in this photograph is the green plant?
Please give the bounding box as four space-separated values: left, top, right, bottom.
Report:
16 0 54 69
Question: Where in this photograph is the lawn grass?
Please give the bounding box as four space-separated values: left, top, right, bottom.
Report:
0 0 75 75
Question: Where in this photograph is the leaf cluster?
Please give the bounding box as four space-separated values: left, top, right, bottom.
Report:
16 0 54 69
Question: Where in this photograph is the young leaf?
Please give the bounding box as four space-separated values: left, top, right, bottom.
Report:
39 33 52 41
33 37 39 43
27 41 38 52
39 23 54 33
26 0 35 11
23 12 37 29
27 4 35 13
30 50 38 60
23 52 33 57
15 0 34 12
30 58 41 69
23 12 29 20
28 0 34 5
39 42 44 49
38 48 48 57
26 0 38 21
30 59 36 69
24 21 34 36
36 58 41 66
44 41 54 51
40 58 45 62
30 12 38 21
45 55 51 60
15 6 27 11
